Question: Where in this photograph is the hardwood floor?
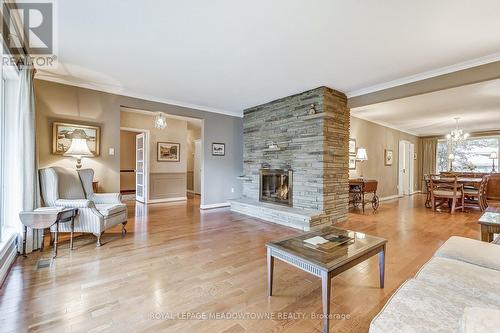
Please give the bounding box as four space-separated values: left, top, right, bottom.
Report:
0 194 484 333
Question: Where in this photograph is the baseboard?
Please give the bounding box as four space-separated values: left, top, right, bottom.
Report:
0 233 17 288
200 202 230 210
148 196 187 204
186 190 195 194
379 194 402 202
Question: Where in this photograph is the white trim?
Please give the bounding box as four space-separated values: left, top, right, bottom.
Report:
35 77 242 118
186 190 195 194
200 202 230 210
346 52 500 98
0 233 17 287
148 197 187 204
379 194 402 202
121 107 204 123
351 114 419 136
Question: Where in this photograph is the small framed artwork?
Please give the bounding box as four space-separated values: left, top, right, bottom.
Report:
52 122 100 156
349 138 356 155
157 142 180 162
212 142 225 156
384 149 393 166
349 156 356 170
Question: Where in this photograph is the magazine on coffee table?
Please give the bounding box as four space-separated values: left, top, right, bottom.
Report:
303 233 354 252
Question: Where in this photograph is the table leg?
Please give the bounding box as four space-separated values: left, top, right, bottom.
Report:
321 270 331 333
480 225 493 242
23 226 27 257
70 216 75 250
53 221 59 259
40 229 45 252
267 247 274 297
379 245 386 289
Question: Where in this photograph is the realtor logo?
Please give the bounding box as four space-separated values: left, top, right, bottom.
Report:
2 0 57 67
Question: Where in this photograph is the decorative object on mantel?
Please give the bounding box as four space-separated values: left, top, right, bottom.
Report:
490 152 498 172
384 149 393 166
212 142 225 156
157 142 180 162
63 129 95 169
53 122 100 156
154 112 167 129
349 138 356 155
308 104 317 115
356 148 368 178
264 142 280 152
236 175 252 181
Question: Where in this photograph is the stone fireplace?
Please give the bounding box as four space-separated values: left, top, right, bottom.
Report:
230 86 350 231
259 169 293 206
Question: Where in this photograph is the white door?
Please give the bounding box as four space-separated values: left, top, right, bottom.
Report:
136 133 146 203
398 141 414 196
194 139 201 195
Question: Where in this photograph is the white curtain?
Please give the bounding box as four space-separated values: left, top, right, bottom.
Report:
2 62 41 253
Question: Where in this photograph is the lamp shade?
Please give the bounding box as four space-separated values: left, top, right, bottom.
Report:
490 152 498 159
63 129 93 158
356 148 368 161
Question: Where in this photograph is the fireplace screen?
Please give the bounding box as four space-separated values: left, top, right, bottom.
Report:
259 169 293 206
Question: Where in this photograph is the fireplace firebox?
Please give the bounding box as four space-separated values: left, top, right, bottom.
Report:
259 169 293 206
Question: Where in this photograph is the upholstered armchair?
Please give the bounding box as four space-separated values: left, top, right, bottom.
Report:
39 167 128 246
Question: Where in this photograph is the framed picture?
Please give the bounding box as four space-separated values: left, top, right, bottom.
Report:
52 122 100 156
157 142 180 162
385 149 393 166
349 138 356 155
212 142 225 156
349 156 356 170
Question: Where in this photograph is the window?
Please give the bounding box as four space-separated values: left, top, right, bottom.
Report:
437 137 500 173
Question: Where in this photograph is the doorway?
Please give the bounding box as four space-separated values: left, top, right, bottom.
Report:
120 127 150 203
193 139 202 195
398 140 415 196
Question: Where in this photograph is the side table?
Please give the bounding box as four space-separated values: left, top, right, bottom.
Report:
478 207 500 242
19 207 78 258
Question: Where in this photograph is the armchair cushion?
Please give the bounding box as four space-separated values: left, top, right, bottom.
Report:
55 199 93 208
95 204 127 217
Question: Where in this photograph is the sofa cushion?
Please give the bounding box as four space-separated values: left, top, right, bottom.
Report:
95 204 127 217
435 236 500 271
416 257 500 305
459 307 500 333
370 279 497 333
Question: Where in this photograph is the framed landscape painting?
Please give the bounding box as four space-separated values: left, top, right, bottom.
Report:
212 142 225 156
157 142 180 162
52 122 100 156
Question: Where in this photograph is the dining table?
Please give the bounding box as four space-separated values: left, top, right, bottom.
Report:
425 176 485 210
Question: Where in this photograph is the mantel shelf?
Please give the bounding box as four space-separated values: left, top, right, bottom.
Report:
236 176 252 181
301 112 335 120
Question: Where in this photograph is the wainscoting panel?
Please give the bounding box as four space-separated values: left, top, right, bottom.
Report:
150 173 187 200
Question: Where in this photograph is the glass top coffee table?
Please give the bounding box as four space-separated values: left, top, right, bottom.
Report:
266 226 387 333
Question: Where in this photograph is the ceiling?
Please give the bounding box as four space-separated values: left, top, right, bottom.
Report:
36 0 500 117
351 78 500 136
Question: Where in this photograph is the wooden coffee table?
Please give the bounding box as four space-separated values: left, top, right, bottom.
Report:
266 226 387 333
478 207 500 242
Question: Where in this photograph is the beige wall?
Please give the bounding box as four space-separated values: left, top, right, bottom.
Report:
350 116 421 198
36 80 121 192
120 130 138 192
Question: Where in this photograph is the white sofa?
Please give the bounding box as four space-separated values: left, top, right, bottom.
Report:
39 167 128 246
370 236 500 333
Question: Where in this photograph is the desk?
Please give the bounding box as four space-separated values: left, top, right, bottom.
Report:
19 208 78 258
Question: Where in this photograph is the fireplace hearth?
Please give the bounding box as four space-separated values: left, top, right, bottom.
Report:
259 169 292 206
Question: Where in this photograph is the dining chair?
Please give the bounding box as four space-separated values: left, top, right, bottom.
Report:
463 175 489 211
430 175 464 213
423 174 433 208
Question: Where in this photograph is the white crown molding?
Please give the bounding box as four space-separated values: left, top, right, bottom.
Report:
34 75 243 118
351 114 419 137
346 52 500 98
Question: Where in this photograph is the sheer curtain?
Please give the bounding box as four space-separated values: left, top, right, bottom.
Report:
421 138 438 192
1 62 40 253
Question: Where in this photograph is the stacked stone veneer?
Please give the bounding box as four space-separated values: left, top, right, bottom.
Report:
236 86 350 228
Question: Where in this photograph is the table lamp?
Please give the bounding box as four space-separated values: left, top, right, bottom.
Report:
490 152 498 173
64 129 94 169
448 153 455 172
356 148 368 178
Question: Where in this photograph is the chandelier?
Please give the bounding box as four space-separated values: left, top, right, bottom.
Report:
446 117 469 145
154 112 167 129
